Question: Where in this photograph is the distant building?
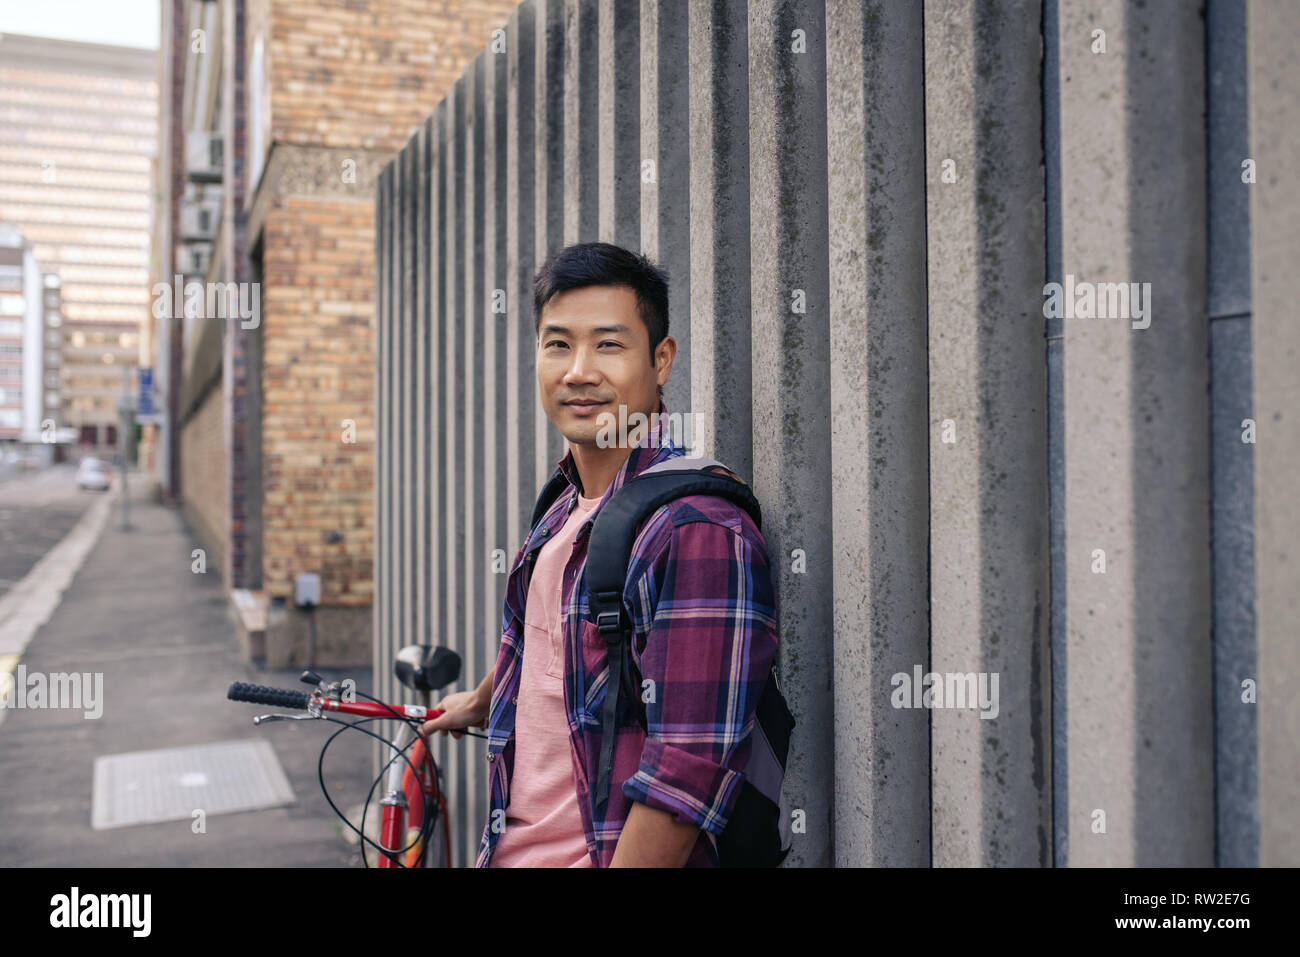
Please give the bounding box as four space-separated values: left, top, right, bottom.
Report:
0 225 65 458
0 32 157 452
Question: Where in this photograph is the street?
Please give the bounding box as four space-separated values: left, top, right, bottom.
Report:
0 468 374 866
0 464 97 600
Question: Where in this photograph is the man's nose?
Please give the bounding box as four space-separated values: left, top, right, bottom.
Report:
563 344 600 382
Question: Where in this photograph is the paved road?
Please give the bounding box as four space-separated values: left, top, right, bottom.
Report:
0 464 112 599
0 478 378 867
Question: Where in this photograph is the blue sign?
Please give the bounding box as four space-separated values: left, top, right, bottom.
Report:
137 367 154 417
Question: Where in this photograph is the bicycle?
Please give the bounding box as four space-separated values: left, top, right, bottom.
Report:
226 644 478 868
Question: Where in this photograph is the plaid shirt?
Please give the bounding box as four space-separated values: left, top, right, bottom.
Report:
475 401 779 867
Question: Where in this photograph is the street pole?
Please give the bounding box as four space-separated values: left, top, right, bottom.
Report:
118 368 132 531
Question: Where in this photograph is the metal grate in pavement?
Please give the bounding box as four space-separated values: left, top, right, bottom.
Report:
91 739 295 830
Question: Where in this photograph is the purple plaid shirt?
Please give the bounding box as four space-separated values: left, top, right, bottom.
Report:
475 401 779 867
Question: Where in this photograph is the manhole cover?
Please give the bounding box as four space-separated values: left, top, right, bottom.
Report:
92 739 295 830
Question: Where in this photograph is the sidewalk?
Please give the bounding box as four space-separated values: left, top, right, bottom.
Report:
0 478 375 866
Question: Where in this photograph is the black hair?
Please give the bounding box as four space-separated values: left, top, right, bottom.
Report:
533 242 669 397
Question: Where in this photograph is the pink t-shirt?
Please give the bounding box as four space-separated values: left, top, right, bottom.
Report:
490 490 603 867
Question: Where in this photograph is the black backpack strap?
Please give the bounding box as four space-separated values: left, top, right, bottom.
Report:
530 466 572 530
587 460 762 809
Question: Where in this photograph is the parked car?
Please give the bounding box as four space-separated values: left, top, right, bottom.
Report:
76 457 111 491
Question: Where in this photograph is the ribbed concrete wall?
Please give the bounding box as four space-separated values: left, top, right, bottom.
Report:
1249 0 1300 868
924 0 1050 867
374 0 1298 867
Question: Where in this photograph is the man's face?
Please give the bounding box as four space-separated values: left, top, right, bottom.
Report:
536 284 674 448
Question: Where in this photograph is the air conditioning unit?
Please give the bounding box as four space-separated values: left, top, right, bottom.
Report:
180 194 221 241
175 242 212 278
186 131 223 182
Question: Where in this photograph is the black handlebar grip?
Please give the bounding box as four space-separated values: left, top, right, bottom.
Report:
227 681 311 711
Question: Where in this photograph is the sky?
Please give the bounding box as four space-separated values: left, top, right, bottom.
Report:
0 0 159 49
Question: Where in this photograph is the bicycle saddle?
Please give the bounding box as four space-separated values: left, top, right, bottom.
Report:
394 644 462 693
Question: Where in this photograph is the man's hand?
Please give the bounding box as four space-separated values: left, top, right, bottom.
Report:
609 801 702 867
419 688 488 740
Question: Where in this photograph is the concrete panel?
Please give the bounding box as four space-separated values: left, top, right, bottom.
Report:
1249 0 1300 868
640 0 691 417
428 102 450 820
506 2 538 548
1206 0 1257 868
597 0 641 252
924 0 1051 867
1059 0 1141 866
1210 315 1258 866
414 107 430 789
687 0 753 478
1208 0 1252 322
564 0 599 247
1059 0 1212 865
1042 0 1068 867
825 0 930 867
373 163 390 790
535 0 568 492
440 84 472 865
401 136 415 671
481 15 510 855
1125 0 1213 868
748 0 834 868
416 117 431 780
462 53 489 868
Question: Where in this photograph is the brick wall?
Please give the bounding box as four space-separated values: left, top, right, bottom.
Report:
181 383 228 580
270 0 517 152
260 195 375 607
244 0 516 654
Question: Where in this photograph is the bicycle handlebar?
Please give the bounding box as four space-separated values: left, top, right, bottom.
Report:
226 681 446 722
227 682 311 710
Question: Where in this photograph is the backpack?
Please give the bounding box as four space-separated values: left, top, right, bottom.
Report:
529 455 796 867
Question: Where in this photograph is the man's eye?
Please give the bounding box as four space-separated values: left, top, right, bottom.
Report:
545 340 567 349
600 341 621 348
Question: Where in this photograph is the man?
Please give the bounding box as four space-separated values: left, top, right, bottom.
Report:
420 242 778 867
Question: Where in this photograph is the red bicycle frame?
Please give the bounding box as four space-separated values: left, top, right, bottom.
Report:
314 695 452 869
232 684 455 868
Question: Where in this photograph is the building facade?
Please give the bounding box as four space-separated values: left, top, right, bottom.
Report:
0 32 157 452
155 0 519 666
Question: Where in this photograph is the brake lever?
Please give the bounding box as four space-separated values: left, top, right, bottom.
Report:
252 712 320 725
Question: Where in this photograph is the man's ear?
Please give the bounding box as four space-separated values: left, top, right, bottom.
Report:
655 335 677 387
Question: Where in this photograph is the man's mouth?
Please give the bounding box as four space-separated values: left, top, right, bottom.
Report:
564 399 606 416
